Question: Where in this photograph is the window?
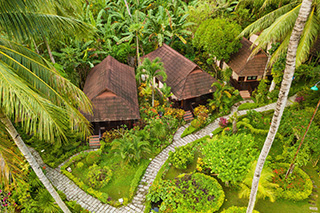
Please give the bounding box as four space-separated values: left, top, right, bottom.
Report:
247 76 257 80
238 77 245 82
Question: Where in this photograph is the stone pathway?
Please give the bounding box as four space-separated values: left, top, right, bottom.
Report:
30 96 297 213
309 179 319 213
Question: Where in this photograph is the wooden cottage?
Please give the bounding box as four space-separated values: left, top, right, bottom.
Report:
219 37 271 94
142 44 218 110
83 56 140 136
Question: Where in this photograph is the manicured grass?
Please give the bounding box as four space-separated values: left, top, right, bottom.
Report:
71 153 150 200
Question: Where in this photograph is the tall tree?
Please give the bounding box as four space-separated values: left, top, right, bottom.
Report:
136 57 167 107
246 1 313 212
0 0 92 212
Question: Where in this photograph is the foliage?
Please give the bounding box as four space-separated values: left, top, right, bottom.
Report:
252 79 271 104
85 151 101 166
87 164 112 189
169 146 194 170
136 57 167 107
147 173 225 212
193 18 242 61
202 134 258 184
100 128 126 150
294 64 320 82
279 107 320 166
191 118 202 129
181 125 198 138
21 128 88 168
239 162 278 202
208 81 240 114
238 102 260 111
271 163 313 201
164 107 185 121
111 135 151 164
221 206 260 213
76 162 84 169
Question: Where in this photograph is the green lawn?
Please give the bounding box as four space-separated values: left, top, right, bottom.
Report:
71 153 150 200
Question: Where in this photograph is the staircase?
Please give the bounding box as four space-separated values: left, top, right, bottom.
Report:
89 135 101 148
183 110 194 122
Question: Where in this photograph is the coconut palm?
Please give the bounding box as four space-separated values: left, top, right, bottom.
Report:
239 162 278 202
136 57 167 107
0 0 93 212
246 1 313 212
238 0 319 67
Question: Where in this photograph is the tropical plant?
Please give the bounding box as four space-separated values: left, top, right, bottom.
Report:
239 162 278 202
202 133 258 185
208 81 240 114
246 1 313 212
0 1 93 212
111 135 151 164
169 146 194 169
136 57 167 107
147 173 225 212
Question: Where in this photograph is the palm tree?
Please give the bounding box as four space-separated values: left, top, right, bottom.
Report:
238 0 319 67
239 162 278 202
136 57 167 107
246 1 313 212
0 1 93 212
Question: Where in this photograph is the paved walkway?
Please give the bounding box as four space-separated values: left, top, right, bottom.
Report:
30 96 297 213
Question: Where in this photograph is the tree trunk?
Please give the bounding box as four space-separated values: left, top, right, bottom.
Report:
152 79 155 107
263 54 271 79
43 36 55 64
269 80 276 92
246 1 313 212
0 109 71 213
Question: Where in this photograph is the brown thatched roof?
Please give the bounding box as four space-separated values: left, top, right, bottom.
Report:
227 38 269 77
83 56 140 122
141 44 217 100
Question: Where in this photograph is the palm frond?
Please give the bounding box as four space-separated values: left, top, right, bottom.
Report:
296 7 320 66
269 32 291 66
0 11 93 41
0 62 72 143
0 39 92 139
250 4 300 57
239 2 299 38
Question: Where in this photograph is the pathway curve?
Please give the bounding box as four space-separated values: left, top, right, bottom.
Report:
30 96 296 213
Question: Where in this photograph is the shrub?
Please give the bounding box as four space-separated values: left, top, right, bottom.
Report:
219 117 228 128
76 162 84 169
271 163 312 201
221 206 260 213
85 151 101 166
87 164 112 189
191 118 201 129
194 105 209 117
147 173 225 212
169 146 194 170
